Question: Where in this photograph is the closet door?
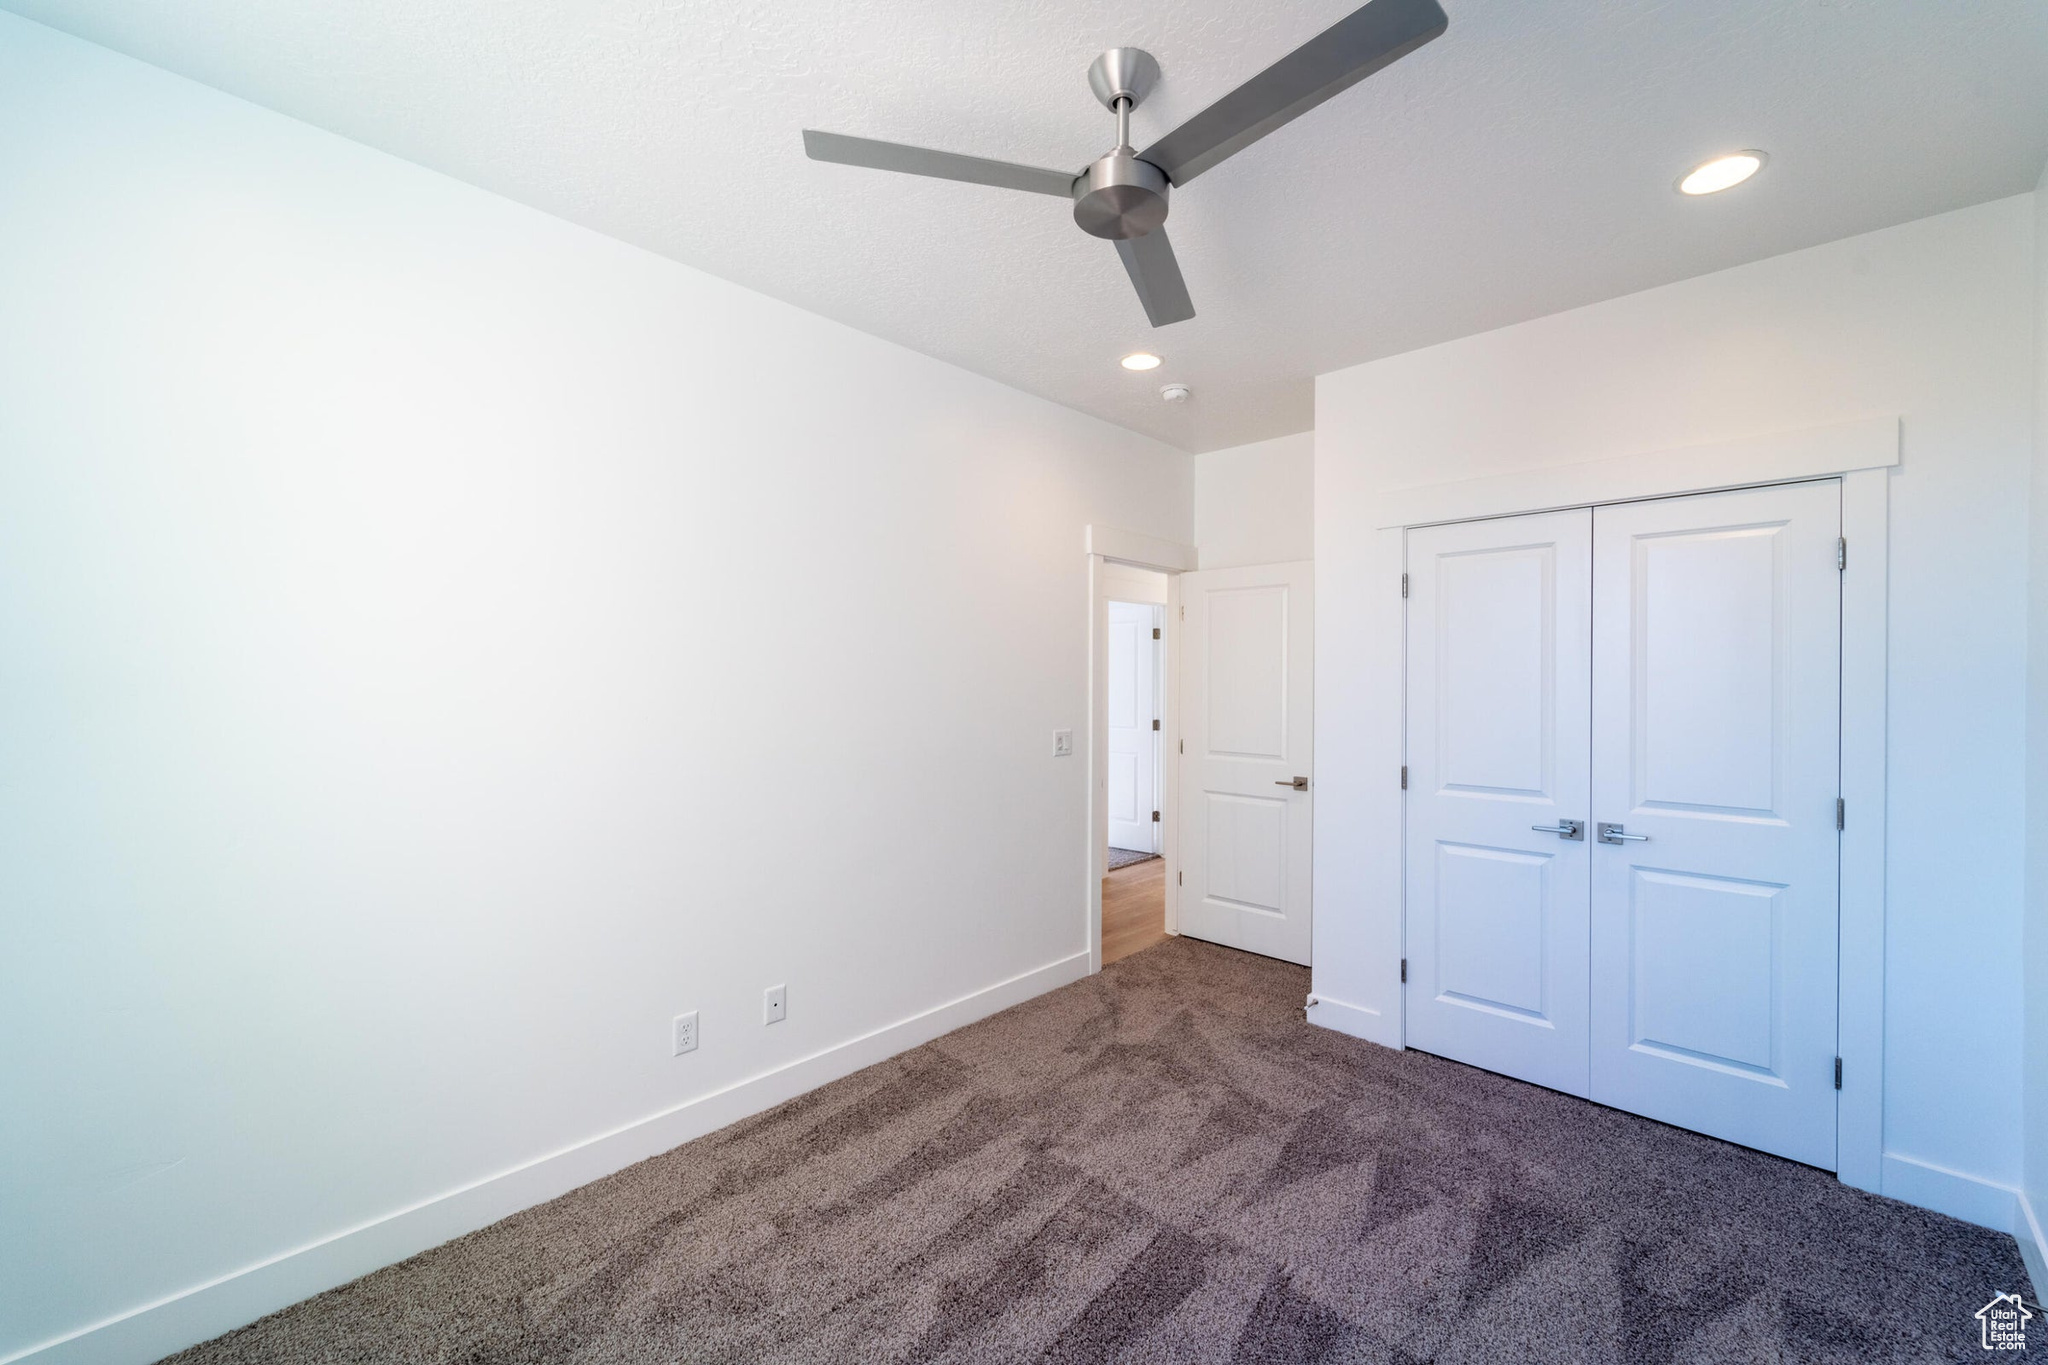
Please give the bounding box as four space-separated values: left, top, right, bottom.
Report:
1588 482 1841 1168
1404 510 1593 1096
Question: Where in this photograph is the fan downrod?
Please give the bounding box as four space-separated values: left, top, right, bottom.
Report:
1074 48 1169 241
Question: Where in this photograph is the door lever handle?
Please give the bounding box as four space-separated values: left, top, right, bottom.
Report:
1530 819 1584 841
1274 776 1308 790
1597 823 1649 844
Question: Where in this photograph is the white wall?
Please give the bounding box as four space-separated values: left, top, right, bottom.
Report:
1314 196 2036 1222
1194 432 1313 570
2025 158 2048 1287
0 16 1191 1362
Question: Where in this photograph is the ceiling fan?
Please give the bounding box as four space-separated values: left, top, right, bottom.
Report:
802 0 1448 328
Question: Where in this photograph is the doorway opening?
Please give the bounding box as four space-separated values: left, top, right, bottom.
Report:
1086 531 1317 976
1100 567 1169 965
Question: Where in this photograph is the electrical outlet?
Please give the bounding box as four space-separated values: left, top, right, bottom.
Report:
1052 729 1074 757
671 1011 698 1056
763 984 787 1025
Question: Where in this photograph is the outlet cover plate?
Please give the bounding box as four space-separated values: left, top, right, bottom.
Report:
672 1010 699 1056
763 984 787 1025
1052 729 1074 757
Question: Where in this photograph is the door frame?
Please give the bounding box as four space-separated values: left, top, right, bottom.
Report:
1085 526 1197 974
1314 415 1895 1194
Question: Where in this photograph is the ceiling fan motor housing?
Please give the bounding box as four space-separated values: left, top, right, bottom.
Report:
1073 152 1169 240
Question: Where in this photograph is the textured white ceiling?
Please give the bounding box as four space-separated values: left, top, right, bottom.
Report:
10 0 2048 451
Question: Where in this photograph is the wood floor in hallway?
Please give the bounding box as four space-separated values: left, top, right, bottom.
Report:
1101 855 1165 965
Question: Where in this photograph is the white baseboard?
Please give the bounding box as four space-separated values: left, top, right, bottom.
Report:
2014 1186 2047 1305
1879 1152 2021 1234
1305 992 1396 1048
6 951 1091 1365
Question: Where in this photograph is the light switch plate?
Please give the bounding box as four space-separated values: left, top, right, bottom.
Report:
1052 729 1074 757
763 984 787 1025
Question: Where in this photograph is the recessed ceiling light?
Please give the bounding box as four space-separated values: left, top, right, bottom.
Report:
1678 151 1766 196
1120 352 1163 371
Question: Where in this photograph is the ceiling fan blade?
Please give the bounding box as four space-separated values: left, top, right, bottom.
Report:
802 130 1078 198
1137 0 1447 187
1114 228 1195 328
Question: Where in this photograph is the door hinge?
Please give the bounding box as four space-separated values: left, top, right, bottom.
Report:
1177 871 1183 886
1401 572 1409 598
1151 718 1160 731
1151 810 1160 823
1834 1056 1843 1090
1400 765 1408 790
1400 958 1408 984
1836 797 1845 831
1179 739 1183 754
1152 626 1160 639
1837 537 1847 571
1179 604 1185 621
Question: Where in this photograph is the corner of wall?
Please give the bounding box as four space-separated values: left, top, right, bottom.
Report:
1192 431 1314 571
2026 155 2048 1301
2019 1188 2047 1304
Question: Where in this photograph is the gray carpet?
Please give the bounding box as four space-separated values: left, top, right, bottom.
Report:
165 938 2030 1364
1107 847 1159 872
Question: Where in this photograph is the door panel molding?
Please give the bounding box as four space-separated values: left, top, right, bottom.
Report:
1401 483 1844 1168
1179 561 1315 965
1325 401 1888 1189
1403 509 1592 1096
1589 481 1841 1169
1332 454 1887 1193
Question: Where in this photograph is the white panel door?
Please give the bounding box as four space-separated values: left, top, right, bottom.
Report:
1106 601 1160 852
1404 510 1594 1096
1179 562 1313 965
1590 482 1841 1168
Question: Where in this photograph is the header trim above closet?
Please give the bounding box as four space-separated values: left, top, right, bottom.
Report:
1368 415 1897 531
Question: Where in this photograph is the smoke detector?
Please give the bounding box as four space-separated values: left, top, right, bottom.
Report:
1160 383 1191 404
